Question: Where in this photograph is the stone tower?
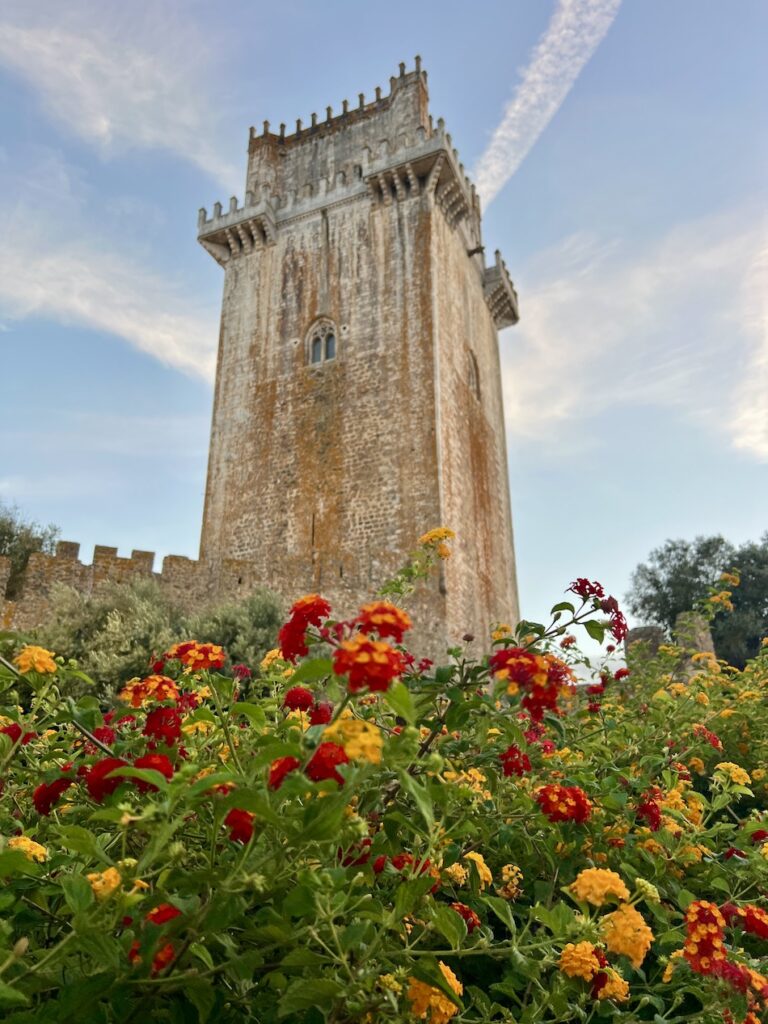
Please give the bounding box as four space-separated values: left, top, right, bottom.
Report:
197 58 520 653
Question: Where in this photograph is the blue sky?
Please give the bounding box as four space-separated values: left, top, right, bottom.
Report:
1 0 766 629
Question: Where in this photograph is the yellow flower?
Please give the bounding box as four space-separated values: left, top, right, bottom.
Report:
714 762 751 786
418 527 455 546
407 961 462 1024
601 903 654 969
695 691 710 706
758 843 768 861
498 863 523 900
491 623 511 641
87 866 122 901
443 768 491 801
596 968 629 1002
463 851 492 888
688 756 705 775
443 863 468 886
323 718 383 764
569 868 630 907
559 941 601 981
7 835 48 862
259 648 283 673
13 645 56 675
378 973 403 994
662 949 685 982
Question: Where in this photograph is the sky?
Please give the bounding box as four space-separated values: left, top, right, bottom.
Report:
1 0 766 630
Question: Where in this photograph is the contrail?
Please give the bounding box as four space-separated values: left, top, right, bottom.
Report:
475 0 622 206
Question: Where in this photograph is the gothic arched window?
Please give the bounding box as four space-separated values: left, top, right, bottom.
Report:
307 319 338 366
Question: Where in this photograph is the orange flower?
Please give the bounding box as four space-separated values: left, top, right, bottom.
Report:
166 641 225 672
407 961 462 1023
119 675 180 708
356 601 412 644
601 903 654 969
333 633 405 693
570 868 629 907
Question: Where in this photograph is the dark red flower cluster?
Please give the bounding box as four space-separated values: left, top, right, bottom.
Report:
614 667 630 681
722 903 768 941
283 686 314 711
232 663 252 680
146 903 182 926
535 784 592 823
589 949 611 999
83 725 117 755
338 838 372 867
33 775 74 815
332 634 406 693
373 853 439 891
144 706 182 747
278 594 332 662
225 807 255 844
450 902 481 933
0 723 37 746
751 829 768 844
598 596 628 642
636 788 662 832
499 744 532 777
693 724 723 751
133 753 174 792
560 635 576 649
403 653 434 676
490 648 574 722
84 757 129 802
305 742 349 784
356 601 412 645
268 756 301 790
569 579 605 600
309 701 334 725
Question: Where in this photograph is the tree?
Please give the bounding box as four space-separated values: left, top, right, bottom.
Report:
0 502 60 600
626 533 768 668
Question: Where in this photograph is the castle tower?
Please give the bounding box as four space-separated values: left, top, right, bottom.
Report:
198 59 520 652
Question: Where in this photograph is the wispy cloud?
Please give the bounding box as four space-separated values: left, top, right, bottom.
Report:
0 2 239 188
0 235 218 380
475 0 621 206
729 240 768 459
502 206 768 461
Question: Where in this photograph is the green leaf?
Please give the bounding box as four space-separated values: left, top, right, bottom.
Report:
282 884 316 918
550 602 575 615
107 766 169 792
281 948 325 967
384 681 416 724
56 825 111 864
189 942 215 971
61 873 94 914
0 981 30 1008
481 895 516 933
398 771 434 829
186 980 216 1024
233 702 267 728
0 850 42 876
286 658 333 685
432 904 467 949
278 978 344 1017
584 619 606 643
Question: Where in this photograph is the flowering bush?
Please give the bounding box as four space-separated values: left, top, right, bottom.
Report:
0 541 768 1022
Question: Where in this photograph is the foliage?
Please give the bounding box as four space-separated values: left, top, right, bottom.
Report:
34 578 282 698
0 503 59 601
0 537 767 1023
627 534 768 667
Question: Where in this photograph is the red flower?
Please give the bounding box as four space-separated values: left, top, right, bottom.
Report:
332 634 406 693
0 723 37 746
568 578 605 600
278 594 332 662
560 635 576 649
146 903 182 926
268 756 301 790
683 901 727 975
133 754 174 792
450 902 481 933
232 664 252 680
33 776 73 816
225 807 255 844
283 686 314 712
614 667 630 681
129 940 176 976
85 757 129 802
339 838 372 866
176 691 200 712
356 601 412 644
499 744 531 777
724 847 747 860
722 903 768 941
693 724 723 751
750 829 768 844
305 742 349 785
309 701 334 725
636 789 662 832
535 784 592 823
599 597 628 642
144 706 182 746
587 700 601 714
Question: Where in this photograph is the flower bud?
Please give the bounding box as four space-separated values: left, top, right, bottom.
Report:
13 937 29 959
